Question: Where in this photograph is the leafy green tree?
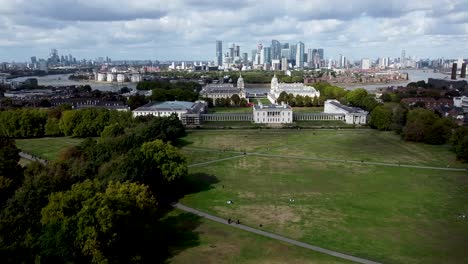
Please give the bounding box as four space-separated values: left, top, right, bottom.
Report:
304 96 312 107
370 106 393 130
0 138 23 206
345 88 368 106
239 98 248 107
402 109 438 142
231 94 241 106
424 118 453 145
40 180 157 263
45 118 62 136
100 123 125 138
127 94 148 110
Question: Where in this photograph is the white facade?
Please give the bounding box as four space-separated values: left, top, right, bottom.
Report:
116 74 126 83
106 73 116 82
268 75 320 103
97 73 107 82
324 99 368 124
361 58 371 70
131 74 142 83
253 103 293 124
132 101 207 120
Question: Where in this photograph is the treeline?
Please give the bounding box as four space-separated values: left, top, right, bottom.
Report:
0 107 132 138
213 94 248 107
137 80 201 102
0 115 193 262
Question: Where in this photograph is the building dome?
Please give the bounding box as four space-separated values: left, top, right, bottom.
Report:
271 74 279 92
237 74 245 89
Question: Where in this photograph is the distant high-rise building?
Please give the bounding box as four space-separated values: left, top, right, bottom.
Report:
295 42 305 68
262 47 272 64
281 58 289 71
290 44 297 62
361 58 371 70
30 56 37 64
307 49 313 63
271 40 281 60
216 40 223 66
339 54 347 68
401 50 406 64
235 45 240 57
281 49 290 59
242 53 248 64
49 48 59 64
317 48 324 60
251 49 257 64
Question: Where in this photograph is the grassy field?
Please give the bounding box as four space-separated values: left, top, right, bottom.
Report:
208 107 253 114
250 98 272 105
178 130 468 264
292 107 324 112
168 210 352 264
15 137 83 160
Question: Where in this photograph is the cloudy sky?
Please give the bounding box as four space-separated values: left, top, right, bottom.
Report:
0 0 467 62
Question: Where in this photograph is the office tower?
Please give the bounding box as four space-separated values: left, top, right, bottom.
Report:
251 49 257 64
229 46 234 59
339 54 347 68
281 48 290 59
281 58 289 71
290 44 297 62
242 53 248 64
451 63 457 80
295 42 305 68
307 49 313 64
461 63 467 78
361 58 371 70
271 40 281 60
317 48 324 60
282 43 289 49
262 47 272 64
30 56 37 64
235 45 240 57
216 40 223 66
401 50 406 64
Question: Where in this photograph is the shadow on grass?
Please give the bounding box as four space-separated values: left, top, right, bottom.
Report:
174 138 193 148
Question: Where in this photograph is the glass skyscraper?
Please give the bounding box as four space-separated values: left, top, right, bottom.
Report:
216 40 223 66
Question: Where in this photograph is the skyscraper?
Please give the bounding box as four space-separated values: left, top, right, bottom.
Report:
290 44 297 62
295 42 305 68
318 49 324 60
307 49 313 64
271 40 281 60
235 45 240 57
242 53 248 64
262 47 272 65
216 40 223 66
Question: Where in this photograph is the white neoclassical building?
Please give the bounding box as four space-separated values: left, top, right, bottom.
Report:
200 75 246 105
324 99 368 124
132 100 207 125
253 103 293 124
268 74 320 103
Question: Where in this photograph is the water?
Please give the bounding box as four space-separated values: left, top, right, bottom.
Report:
9 74 137 92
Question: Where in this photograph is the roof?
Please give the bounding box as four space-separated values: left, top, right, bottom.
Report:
328 100 367 114
253 104 292 110
134 101 195 112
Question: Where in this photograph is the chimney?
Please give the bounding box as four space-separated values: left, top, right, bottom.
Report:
451 63 457 80
461 63 467 78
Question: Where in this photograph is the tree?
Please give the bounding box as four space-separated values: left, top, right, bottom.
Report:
424 118 452 145
345 88 368 107
40 180 158 263
304 96 312 107
402 109 438 142
381 93 392 102
369 106 393 130
101 123 125 138
127 94 148 110
230 94 241 106
295 95 304 107
0 138 23 206
45 118 62 136
239 98 248 107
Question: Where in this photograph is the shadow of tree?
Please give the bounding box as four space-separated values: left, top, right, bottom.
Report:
174 138 193 148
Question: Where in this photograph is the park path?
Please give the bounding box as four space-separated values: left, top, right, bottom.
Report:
184 147 467 172
174 203 382 264
19 152 48 165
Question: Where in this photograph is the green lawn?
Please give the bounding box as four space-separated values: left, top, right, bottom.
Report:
178 130 468 264
168 210 352 264
292 107 324 112
15 137 83 160
181 130 468 168
250 98 271 105
208 107 253 114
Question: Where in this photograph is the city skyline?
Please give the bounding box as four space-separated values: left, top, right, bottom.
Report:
0 0 467 62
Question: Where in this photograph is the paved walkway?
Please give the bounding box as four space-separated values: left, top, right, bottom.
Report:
174 203 382 264
184 147 467 171
19 152 48 165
